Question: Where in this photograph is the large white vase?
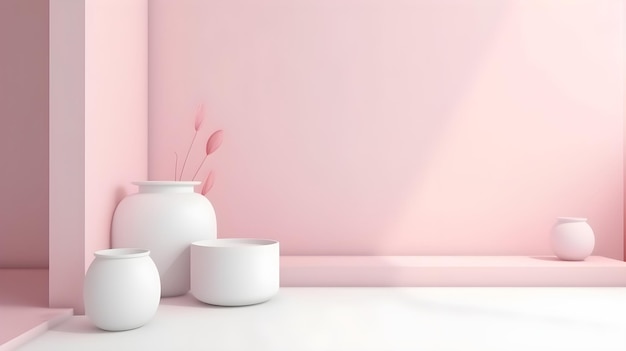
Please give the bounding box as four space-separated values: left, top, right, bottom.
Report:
84 248 160 331
112 181 217 297
550 217 595 261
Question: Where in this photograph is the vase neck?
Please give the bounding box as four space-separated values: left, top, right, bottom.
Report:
133 181 199 194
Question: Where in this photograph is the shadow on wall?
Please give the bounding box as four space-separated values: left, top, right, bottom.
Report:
148 0 623 258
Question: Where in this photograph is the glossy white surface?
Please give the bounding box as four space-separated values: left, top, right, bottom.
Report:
16 287 626 351
84 249 161 331
550 217 595 261
191 239 279 306
112 181 217 297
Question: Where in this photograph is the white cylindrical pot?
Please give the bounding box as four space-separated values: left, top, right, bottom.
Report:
84 248 160 331
191 239 279 306
550 217 595 261
112 181 217 297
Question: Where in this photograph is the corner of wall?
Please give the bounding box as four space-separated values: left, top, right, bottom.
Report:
50 0 148 314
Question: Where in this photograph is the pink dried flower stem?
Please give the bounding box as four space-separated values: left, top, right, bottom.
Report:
179 133 198 180
191 129 224 181
179 104 205 180
192 156 206 181
174 152 179 181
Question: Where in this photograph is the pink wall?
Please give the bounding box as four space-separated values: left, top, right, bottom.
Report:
84 0 149 272
49 0 148 313
0 0 49 268
149 0 623 259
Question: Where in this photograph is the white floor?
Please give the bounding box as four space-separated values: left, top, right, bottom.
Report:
15 287 626 351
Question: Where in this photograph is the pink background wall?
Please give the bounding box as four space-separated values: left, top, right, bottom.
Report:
84 0 148 269
49 0 148 313
149 0 624 259
0 0 49 268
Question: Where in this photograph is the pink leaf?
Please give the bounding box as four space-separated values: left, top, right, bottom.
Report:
194 104 205 132
201 171 215 195
205 129 224 155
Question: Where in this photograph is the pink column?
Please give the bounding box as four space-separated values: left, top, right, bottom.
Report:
49 0 148 314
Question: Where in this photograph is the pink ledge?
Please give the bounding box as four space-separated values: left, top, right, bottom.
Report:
0 269 73 351
280 256 626 287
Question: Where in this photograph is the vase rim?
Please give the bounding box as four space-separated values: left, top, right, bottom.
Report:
94 248 150 259
556 216 587 222
192 238 279 248
132 181 201 186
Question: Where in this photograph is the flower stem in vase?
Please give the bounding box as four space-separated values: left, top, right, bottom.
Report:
174 152 179 181
191 129 224 181
179 104 205 180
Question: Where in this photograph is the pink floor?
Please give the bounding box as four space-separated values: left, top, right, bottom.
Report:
0 269 72 351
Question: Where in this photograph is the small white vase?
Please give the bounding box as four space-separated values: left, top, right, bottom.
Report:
111 181 217 297
84 248 160 331
550 217 595 261
191 239 280 306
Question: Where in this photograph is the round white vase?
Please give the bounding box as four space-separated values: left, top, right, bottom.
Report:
84 248 160 331
111 181 217 297
550 217 595 261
